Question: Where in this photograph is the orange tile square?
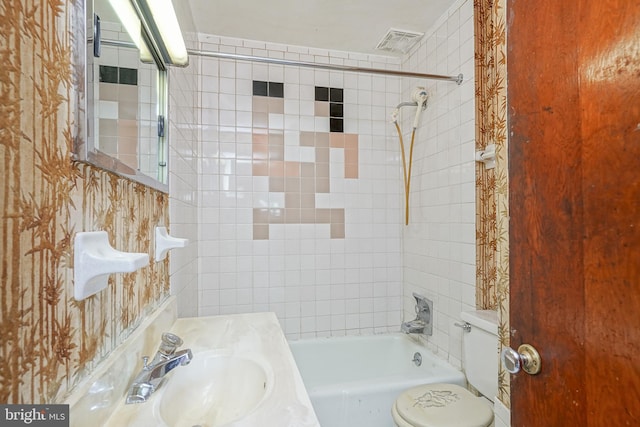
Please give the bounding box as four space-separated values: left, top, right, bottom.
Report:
253 224 269 240
315 147 330 163
316 178 330 193
253 208 270 224
301 193 315 208
330 223 345 239
330 133 345 148
269 176 285 192
315 163 330 178
252 160 268 175
285 177 300 191
301 178 315 193
253 97 269 113
269 160 285 176
300 131 315 147
316 133 329 147
345 163 359 179
285 193 301 207
300 209 316 223
316 208 331 223
268 98 284 114
285 162 300 177
301 163 315 177
285 208 301 223
331 209 345 223
269 131 284 145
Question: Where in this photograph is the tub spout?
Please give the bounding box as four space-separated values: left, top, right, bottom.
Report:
401 319 426 334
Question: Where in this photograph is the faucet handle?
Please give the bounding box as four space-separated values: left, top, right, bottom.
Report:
158 332 183 356
141 356 150 369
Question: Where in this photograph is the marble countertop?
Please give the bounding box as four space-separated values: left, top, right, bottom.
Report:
68 300 319 427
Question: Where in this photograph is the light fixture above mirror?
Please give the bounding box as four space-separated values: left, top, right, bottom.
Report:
109 0 188 67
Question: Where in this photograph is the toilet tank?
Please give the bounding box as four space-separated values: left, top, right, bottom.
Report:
460 310 498 400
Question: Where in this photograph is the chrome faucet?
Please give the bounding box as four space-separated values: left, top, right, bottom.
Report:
125 333 193 404
401 318 427 334
401 293 433 336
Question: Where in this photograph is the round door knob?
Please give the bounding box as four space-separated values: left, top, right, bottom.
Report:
500 344 541 375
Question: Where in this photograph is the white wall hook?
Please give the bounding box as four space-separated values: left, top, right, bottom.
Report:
155 226 189 262
74 231 149 301
475 143 496 169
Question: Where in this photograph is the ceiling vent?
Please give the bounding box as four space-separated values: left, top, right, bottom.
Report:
375 28 425 54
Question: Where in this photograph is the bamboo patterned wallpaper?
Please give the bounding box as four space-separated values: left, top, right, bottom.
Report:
0 0 169 404
474 0 510 408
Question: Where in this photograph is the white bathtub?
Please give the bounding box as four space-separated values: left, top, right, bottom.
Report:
288 334 466 427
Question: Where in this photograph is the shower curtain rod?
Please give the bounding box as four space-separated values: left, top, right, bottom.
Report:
96 40 462 83
188 49 464 85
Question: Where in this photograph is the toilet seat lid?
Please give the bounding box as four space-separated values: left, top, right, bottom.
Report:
394 383 494 427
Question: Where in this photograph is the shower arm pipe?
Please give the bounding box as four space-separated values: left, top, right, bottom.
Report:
188 49 464 84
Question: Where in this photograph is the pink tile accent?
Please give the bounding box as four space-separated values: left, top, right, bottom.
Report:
315 101 329 116
253 97 269 113
268 98 284 113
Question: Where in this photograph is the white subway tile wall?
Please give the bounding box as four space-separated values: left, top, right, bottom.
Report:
401 0 475 368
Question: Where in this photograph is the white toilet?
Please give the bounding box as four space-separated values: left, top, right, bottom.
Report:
392 310 498 427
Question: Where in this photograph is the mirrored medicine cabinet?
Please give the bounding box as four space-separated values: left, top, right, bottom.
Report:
74 0 186 192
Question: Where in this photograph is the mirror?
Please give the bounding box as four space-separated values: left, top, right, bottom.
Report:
77 0 170 191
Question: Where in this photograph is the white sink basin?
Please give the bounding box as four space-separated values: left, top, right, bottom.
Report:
156 350 273 427
92 312 320 427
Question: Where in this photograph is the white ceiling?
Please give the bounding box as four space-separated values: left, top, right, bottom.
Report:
185 0 457 56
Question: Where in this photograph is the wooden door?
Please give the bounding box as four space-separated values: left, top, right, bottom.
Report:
507 1 640 425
